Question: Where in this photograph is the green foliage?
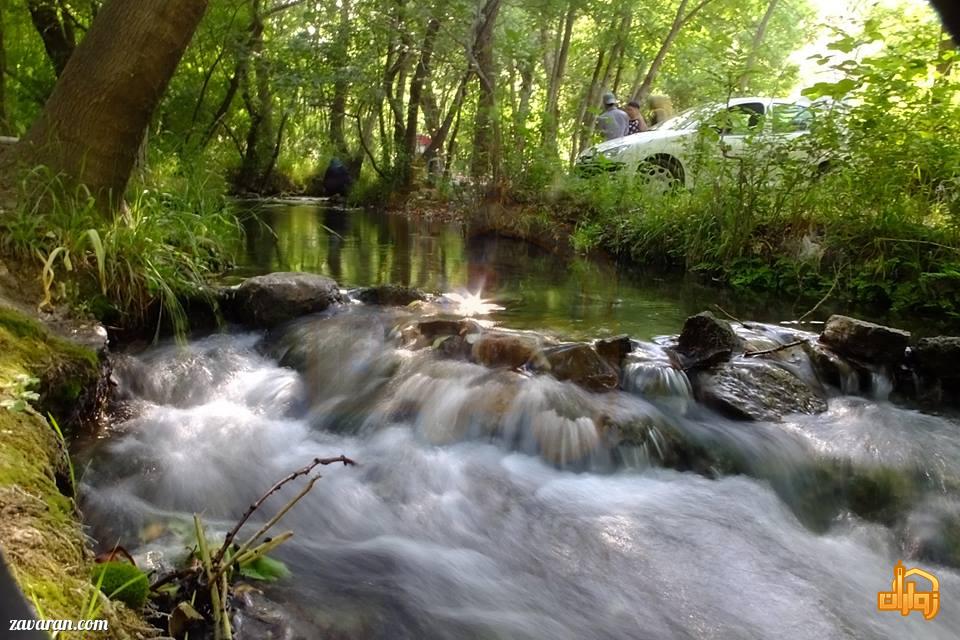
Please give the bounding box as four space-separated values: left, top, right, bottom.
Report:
238 555 291 582
0 164 239 335
551 8 960 316
0 373 40 413
91 562 150 610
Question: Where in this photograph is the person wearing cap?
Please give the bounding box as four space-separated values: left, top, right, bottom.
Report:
596 92 628 141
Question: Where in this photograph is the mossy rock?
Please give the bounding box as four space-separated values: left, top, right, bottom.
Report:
0 307 99 431
92 561 150 609
846 466 915 526
0 307 151 638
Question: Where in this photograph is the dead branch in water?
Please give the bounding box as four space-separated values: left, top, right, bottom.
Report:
712 304 754 328
211 454 356 567
744 339 807 358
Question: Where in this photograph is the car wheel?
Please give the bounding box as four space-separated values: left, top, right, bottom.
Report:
638 157 683 194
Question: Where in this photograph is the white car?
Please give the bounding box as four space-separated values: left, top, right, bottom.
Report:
576 97 822 189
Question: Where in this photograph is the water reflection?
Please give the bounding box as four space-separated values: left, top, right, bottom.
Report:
232 202 805 339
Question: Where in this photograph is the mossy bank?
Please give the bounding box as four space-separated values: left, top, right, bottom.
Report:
0 306 153 639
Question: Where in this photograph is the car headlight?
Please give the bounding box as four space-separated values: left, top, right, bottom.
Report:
602 145 629 160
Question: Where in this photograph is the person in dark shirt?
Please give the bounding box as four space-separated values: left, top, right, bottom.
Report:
625 100 649 135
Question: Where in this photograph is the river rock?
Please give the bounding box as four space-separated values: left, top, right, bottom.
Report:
911 336 960 380
674 312 743 369
599 414 716 475
354 284 426 306
471 331 542 369
530 343 619 392
819 315 910 365
693 361 827 421
595 335 633 370
232 272 342 328
802 341 863 392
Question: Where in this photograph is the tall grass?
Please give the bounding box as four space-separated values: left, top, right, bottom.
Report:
0 164 240 336
515 123 960 316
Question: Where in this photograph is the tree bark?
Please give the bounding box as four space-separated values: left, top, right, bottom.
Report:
542 0 576 151
470 0 503 185
0 6 8 135
19 0 209 211
633 0 715 104
237 0 276 191
737 0 780 92
329 0 352 157
569 48 605 164
26 0 77 76
400 15 441 188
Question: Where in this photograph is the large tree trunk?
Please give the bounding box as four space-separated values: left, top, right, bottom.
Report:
26 0 77 77
737 0 780 93
19 0 209 211
329 0 352 157
470 0 503 185
0 6 8 135
236 1 276 192
542 0 577 152
400 15 441 189
633 0 715 105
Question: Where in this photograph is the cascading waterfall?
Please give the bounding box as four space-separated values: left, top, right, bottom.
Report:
77 302 960 640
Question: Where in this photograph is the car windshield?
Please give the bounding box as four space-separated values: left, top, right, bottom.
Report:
652 105 718 131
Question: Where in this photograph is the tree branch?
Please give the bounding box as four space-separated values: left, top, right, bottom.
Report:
211 455 356 566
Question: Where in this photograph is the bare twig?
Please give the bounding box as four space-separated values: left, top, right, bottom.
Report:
798 267 842 322
744 339 806 357
712 304 752 328
211 455 355 566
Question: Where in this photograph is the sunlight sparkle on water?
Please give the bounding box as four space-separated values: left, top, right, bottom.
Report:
442 291 505 317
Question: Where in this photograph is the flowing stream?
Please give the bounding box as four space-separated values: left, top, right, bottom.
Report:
78 204 960 639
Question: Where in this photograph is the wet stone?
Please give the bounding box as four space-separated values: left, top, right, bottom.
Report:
595 335 633 370
531 343 620 392
471 331 542 369
819 315 910 365
693 360 828 422
231 272 342 328
354 284 427 306
674 311 743 369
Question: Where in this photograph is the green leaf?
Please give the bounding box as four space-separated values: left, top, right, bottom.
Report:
239 555 290 582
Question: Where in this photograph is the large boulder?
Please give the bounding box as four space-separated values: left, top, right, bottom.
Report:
911 336 960 380
232 272 342 328
531 343 619 392
693 360 827 421
819 315 910 365
674 312 743 369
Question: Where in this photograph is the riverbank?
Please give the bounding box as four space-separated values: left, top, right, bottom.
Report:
355 153 960 325
0 300 153 639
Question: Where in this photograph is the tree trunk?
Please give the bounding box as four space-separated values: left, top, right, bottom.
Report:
633 0 715 105
19 0 209 211
237 1 276 192
737 0 780 93
470 0 503 185
569 48 605 164
0 6 8 135
400 15 441 189
424 69 471 179
27 0 76 76
329 0 352 157
542 0 576 151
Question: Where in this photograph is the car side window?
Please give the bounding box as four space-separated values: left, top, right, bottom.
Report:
712 103 765 136
771 104 812 134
